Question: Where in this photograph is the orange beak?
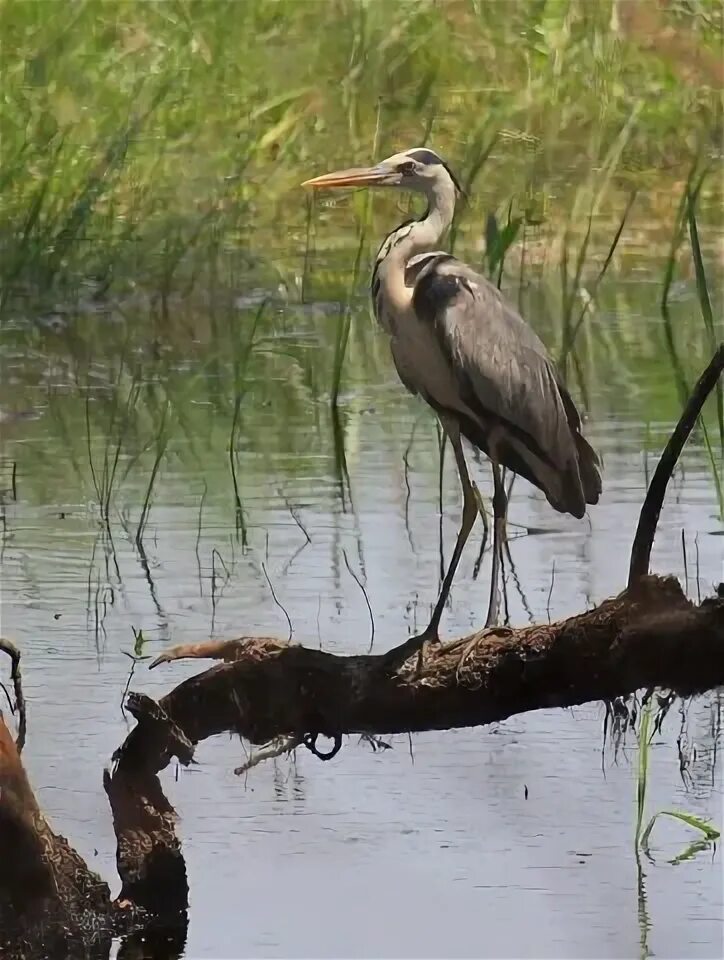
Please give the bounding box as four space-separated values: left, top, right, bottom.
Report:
302 164 395 190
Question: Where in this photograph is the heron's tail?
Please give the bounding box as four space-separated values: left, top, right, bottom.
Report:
575 433 602 505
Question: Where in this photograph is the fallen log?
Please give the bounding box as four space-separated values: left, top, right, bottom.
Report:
126 575 724 755
1 346 722 958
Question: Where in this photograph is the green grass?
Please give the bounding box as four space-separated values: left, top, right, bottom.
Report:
1 0 721 306
1 0 722 521
635 698 720 864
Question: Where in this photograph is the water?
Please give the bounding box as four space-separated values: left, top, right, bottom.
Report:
1 268 722 956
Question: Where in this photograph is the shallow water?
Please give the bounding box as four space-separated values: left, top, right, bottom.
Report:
1 268 722 957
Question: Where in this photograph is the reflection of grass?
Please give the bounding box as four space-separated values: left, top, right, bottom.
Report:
636 700 721 860
135 403 168 548
634 691 720 960
660 167 724 517
633 696 720 958
635 699 653 852
641 809 720 860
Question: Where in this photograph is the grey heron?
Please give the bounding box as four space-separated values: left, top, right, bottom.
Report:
303 147 601 643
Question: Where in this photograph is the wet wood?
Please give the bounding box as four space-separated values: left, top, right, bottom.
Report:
120 575 724 762
0 714 114 958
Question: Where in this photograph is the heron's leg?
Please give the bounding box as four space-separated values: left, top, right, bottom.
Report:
485 460 508 627
420 425 477 643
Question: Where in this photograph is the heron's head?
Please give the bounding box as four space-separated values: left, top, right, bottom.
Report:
302 147 462 198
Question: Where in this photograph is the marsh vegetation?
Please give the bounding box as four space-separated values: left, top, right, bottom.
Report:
1 2 722 957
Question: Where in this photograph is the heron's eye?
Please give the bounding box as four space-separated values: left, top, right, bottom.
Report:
398 161 416 176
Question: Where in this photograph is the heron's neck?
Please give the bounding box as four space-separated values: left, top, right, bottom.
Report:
373 185 455 320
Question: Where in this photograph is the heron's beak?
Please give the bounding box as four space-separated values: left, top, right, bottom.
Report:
302 164 395 190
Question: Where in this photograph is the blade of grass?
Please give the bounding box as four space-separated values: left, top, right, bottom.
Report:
686 177 723 450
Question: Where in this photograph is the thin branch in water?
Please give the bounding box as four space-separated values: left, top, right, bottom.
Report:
546 560 556 622
331 405 353 514
262 562 293 642
504 538 535 625
343 548 375 652
281 539 311 576
500 540 510 626
136 539 167 629
471 481 490 580
681 528 689 596
402 413 423 553
229 393 247 547
10 461 17 501
136 405 169 548
210 547 231 636
195 481 207 597
85 389 101 507
278 488 311 543
694 534 701 605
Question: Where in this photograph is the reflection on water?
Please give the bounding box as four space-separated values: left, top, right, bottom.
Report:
1 266 722 956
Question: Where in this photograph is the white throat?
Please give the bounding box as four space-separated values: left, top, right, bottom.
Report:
372 181 456 331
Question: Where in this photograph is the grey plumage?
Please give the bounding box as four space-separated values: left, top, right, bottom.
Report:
406 252 601 518
303 146 602 639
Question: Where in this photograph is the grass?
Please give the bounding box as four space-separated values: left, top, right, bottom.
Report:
632 695 721 957
635 698 721 864
659 164 724 517
1 0 722 531
1 0 721 306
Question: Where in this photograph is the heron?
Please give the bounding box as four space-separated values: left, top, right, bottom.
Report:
303 147 601 645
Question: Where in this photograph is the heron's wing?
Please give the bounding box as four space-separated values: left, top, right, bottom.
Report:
412 254 600 516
